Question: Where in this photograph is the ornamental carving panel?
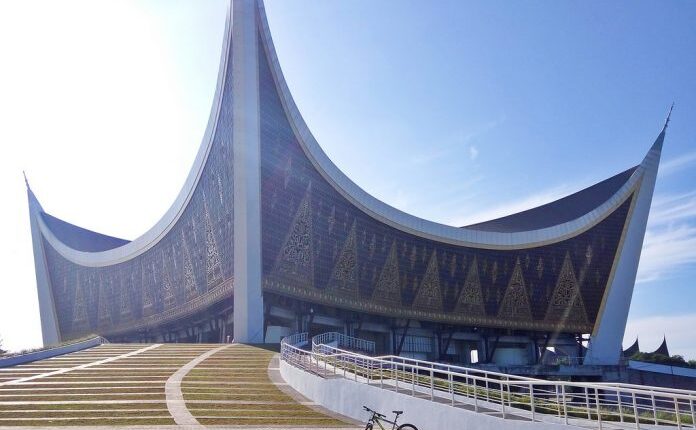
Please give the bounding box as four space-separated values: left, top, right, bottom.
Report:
204 200 223 291
412 251 443 312
372 241 402 307
327 220 358 299
98 276 112 328
72 281 87 329
274 186 314 286
545 252 589 326
497 259 533 322
455 257 486 317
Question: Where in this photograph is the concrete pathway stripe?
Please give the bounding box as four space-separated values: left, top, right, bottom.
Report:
3 380 165 385
0 416 172 421
165 344 231 427
0 345 161 386
0 399 315 405
0 426 359 430
2 408 169 414
0 386 164 391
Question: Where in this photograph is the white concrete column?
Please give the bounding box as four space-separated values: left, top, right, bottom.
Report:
232 0 265 343
584 127 666 365
26 188 61 346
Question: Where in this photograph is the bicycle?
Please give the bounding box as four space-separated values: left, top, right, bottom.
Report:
362 406 418 430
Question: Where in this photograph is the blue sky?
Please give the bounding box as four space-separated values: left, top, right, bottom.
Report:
0 1 694 357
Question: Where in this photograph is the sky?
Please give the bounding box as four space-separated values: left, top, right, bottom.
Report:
0 1 694 357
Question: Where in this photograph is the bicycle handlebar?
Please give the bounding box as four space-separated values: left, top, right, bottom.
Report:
362 406 385 419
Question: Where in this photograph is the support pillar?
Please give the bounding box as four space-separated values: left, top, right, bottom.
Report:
232 0 265 343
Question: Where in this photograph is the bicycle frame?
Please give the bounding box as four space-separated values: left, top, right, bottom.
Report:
368 412 398 430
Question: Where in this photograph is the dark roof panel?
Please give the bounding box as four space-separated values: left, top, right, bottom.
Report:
651 337 670 357
464 166 638 233
623 338 640 358
41 212 130 252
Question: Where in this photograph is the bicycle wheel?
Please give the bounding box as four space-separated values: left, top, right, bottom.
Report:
397 424 418 430
364 423 373 430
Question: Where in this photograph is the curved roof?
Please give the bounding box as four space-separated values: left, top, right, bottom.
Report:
256 0 663 249
465 166 638 233
28 0 667 267
650 337 671 357
40 212 129 252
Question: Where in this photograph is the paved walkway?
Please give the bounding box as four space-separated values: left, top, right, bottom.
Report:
165 344 231 427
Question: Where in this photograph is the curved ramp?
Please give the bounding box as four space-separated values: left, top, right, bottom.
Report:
281 335 696 430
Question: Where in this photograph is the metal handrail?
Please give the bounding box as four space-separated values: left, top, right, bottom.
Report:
281 333 696 429
312 332 376 355
375 354 542 383
282 332 308 347
543 356 585 366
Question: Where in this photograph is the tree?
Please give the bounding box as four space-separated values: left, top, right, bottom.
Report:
0 335 5 355
631 351 696 368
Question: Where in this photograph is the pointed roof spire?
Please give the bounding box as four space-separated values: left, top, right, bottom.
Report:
650 336 670 357
623 337 640 358
641 104 673 167
24 171 45 214
663 102 674 132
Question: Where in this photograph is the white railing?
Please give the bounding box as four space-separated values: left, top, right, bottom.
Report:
544 356 585 366
281 333 696 429
312 332 376 355
283 332 308 348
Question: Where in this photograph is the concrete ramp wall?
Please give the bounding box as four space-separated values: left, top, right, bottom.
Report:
280 360 569 430
0 337 105 368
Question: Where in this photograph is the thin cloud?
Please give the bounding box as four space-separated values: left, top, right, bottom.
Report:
410 115 505 166
659 150 696 178
637 225 696 283
648 191 696 226
625 314 696 360
410 147 451 165
468 145 479 161
637 192 696 283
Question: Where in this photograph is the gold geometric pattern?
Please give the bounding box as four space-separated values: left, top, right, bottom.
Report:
372 240 401 307
98 276 112 327
327 220 358 299
545 252 589 326
119 276 131 318
162 272 175 309
412 250 443 312
182 234 198 300
204 201 223 291
497 258 532 321
274 185 314 286
328 206 336 233
72 280 88 327
455 256 486 317
142 261 154 315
